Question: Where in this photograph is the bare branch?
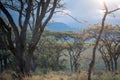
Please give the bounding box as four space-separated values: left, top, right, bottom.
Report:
18 0 24 29
19 0 32 48
108 8 120 14
42 0 58 28
37 0 51 27
35 0 42 26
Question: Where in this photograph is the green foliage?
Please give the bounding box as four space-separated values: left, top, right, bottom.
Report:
33 30 86 73
0 50 11 56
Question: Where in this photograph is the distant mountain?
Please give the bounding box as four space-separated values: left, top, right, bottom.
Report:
46 22 78 32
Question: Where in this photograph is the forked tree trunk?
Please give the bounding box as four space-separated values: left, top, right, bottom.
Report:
15 49 34 79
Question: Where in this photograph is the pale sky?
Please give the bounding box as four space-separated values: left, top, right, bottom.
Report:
52 0 120 28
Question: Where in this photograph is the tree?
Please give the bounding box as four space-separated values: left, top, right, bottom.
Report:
87 2 120 80
0 0 62 77
37 31 87 72
85 24 120 71
35 30 68 72
59 31 86 72
98 25 120 71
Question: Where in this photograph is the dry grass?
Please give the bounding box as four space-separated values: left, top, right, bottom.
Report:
29 71 75 80
23 71 88 80
92 71 120 80
78 71 87 80
22 71 120 80
0 70 13 80
0 71 120 80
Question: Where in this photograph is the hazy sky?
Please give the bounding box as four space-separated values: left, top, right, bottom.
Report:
2 0 120 29
52 0 120 28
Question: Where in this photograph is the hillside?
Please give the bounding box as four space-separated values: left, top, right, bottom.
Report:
46 22 78 32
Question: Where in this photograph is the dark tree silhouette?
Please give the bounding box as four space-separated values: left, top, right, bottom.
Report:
0 0 61 78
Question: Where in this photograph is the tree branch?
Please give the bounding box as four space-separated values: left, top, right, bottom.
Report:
18 0 24 29
42 0 58 28
0 2 19 38
0 17 16 55
108 8 120 14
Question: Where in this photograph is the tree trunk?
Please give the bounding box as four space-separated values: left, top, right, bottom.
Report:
104 61 108 71
105 60 111 71
88 54 95 80
13 45 32 79
114 58 117 71
0 59 3 72
74 62 78 72
55 53 60 71
3 58 7 69
110 58 114 72
69 53 73 72
24 49 34 76
15 55 25 78
107 61 111 71
73 58 78 72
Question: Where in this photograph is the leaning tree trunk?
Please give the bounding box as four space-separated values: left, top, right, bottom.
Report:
88 2 108 80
